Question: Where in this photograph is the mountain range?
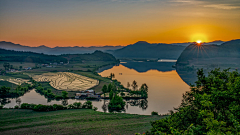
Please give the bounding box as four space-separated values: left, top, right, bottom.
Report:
0 40 226 60
0 41 123 55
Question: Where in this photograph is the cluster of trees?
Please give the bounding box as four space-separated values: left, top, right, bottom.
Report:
148 69 240 134
0 83 32 98
127 81 148 98
31 78 68 100
101 83 125 111
35 85 68 100
3 62 13 70
108 90 126 111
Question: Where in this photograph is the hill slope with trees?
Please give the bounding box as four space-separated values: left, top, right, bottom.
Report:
112 41 186 59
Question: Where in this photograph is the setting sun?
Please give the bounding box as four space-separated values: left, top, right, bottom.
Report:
196 40 202 44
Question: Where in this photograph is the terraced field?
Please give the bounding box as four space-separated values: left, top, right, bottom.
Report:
32 72 99 91
0 78 31 85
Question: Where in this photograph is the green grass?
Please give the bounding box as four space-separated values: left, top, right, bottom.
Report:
0 109 163 135
0 81 18 91
5 72 31 79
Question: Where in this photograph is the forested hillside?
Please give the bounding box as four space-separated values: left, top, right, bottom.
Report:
112 41 186 59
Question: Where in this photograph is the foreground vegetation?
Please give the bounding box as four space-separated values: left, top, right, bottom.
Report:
0 109 163 135
148 68 240 134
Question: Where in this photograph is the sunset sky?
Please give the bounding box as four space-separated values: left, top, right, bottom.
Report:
0 0 240 47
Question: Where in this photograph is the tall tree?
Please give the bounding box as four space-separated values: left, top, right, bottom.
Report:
101 85 108 97
131 80 138 91
127 82 130 89
3 62 10 70
107 83 112 93
140 83 148 93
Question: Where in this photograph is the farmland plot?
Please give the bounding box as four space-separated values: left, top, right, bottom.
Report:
0 78 31 85
32 72 99 91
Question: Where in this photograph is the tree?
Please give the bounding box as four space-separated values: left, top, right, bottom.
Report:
0 86 10 97
108 93 126 111
3 62 10 70
140 83 148 93
131 80 138 91
109 73 115 80
19 66 22 70
109 90 114 100
61 91 68 99
150 69 240 134
127 82 130 89
107 83 112 93
102 85 108 97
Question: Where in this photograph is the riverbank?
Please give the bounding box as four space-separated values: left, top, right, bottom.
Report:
0 109 164 135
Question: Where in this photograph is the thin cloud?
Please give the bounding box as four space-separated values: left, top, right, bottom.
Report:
171 0 240 10
204 4 240 10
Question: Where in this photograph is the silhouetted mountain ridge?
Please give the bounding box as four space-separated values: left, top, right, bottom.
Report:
0 41 123 55
112 41 187 59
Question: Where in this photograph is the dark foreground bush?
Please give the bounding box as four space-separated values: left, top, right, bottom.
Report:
151 111 158 115
149 69 240 134
33 104 67 112
19 101 93 112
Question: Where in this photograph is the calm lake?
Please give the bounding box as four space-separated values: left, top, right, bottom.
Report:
3 62 191 115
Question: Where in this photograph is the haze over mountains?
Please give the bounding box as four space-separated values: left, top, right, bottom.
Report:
0 41 124 55
0 40 226 60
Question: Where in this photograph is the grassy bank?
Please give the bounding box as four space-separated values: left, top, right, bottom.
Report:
0 109 163 135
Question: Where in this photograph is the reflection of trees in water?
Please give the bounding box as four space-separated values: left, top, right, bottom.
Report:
16 98 21 107
102 100 107 113
127 99 148 110
0 98 10 106
61 99 68 106
101 99 148 112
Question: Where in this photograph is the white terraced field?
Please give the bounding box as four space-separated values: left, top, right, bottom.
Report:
32 72 99 91
7 78 31 85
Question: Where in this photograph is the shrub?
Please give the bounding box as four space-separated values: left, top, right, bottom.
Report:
21 103 30 109
73 102 82 109
82 101 93 109
14 105 19 109
55 95 63 99
68 104 75 109
151 111 158 115
0 105 3 109
93 107 98 111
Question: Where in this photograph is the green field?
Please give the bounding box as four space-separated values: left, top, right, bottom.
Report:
0 109 163 135
0 81 17 91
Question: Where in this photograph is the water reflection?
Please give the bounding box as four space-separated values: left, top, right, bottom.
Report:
127 99 148 110
3 62 191 115
99 64 190 114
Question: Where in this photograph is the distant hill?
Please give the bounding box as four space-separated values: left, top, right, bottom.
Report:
0 41 124 55
111 41 187 59
0 49 118 64
176 39 240 85
176 39 240 66
0 48 67 63
61 50 118 63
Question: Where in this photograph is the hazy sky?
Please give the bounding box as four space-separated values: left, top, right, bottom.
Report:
0 0 240 47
